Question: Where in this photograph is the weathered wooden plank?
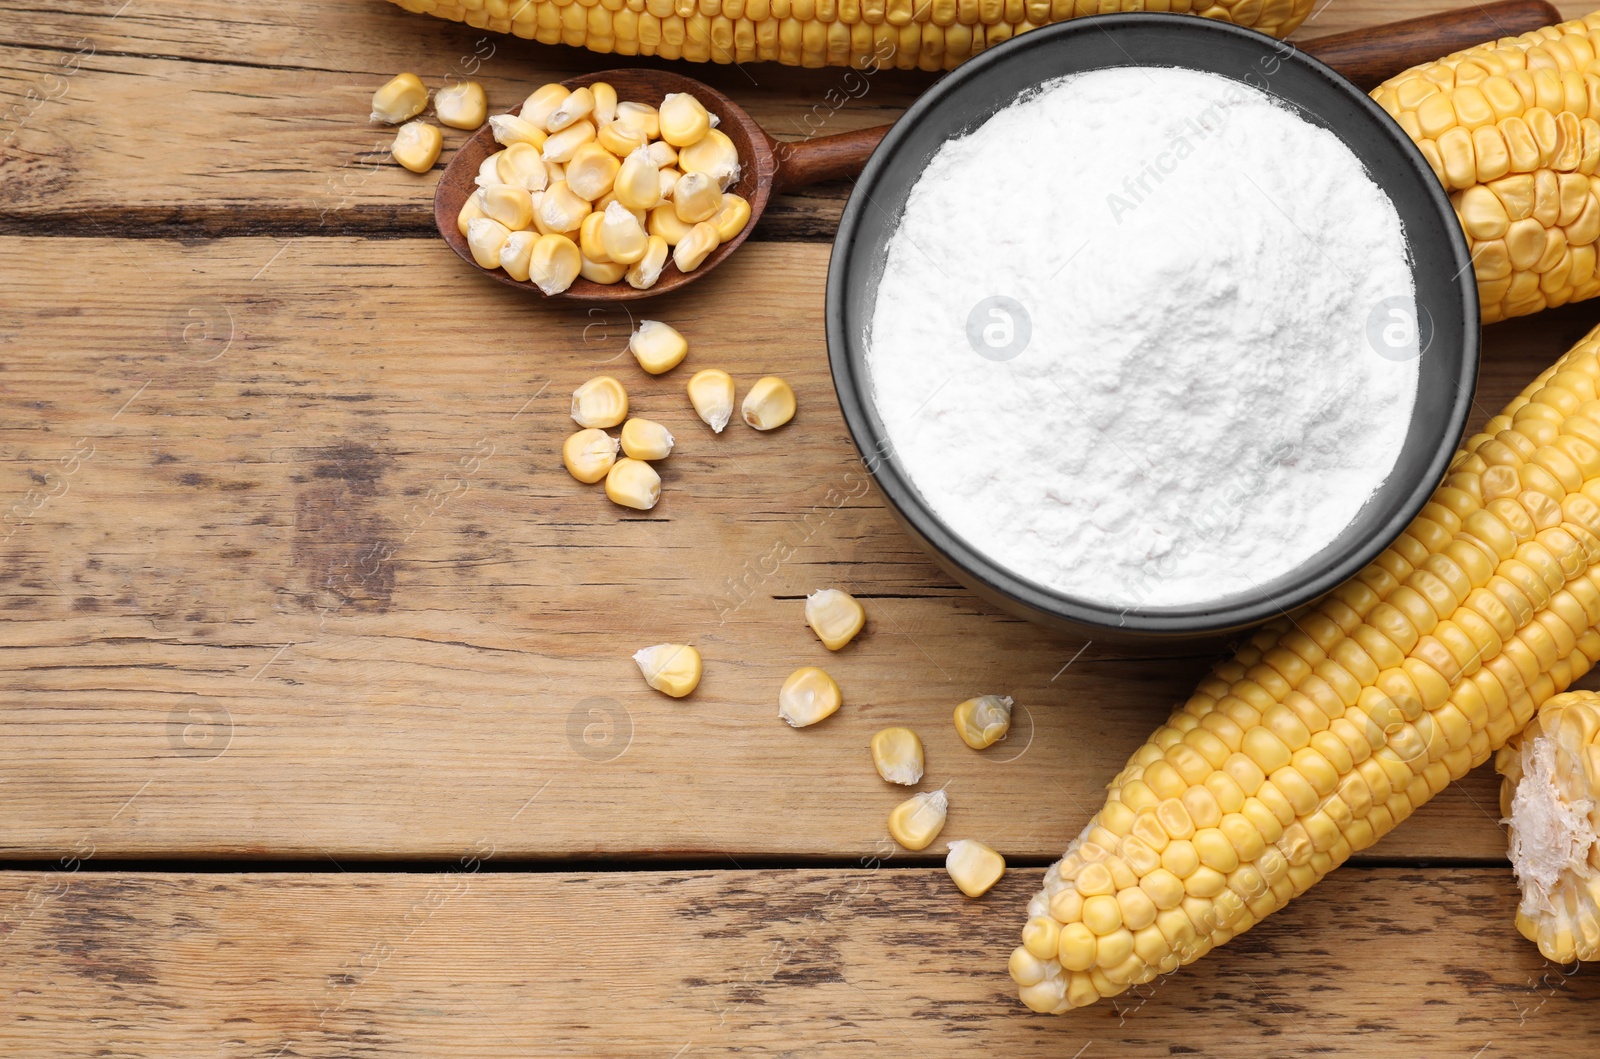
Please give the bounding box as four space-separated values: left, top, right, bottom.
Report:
0 867 1595 1056
1 235 1592 860
1 0 1591 235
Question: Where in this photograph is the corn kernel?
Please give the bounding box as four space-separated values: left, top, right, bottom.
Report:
1009 945 1047 986
871 726 925 785
602 202 651 266
521 83 570 131
435 81 487 129
579 211 611 263
466 217 511 268
567 142 621 201
687 368 735 432
499 229 537 282
741 375 795 430
888 789 948 851
591 82 618 126
673 172 723 224
614 100 661 140
571 375 628 428
547 86 594 132
678 128 741 190
620 418 674 461
629 319 688 374
371 72 428 124
1023 916 1062 960
805 588 865 650
633 643 701 698
954 695 1013 749
673 222 720 273
778 666 842 727
615 148 662 211
626 236 670 291
659 92 711 147
646 140 679 168
946 839 1005 897
579 256 627 284
598 121 648 158
712 193 751 242
476 151 506 188
390 121 442 173
562 427 619 483
490 113 546 150
482 184 534 230
456 188 486 238
539 181 591 234
528 233 582 296
605 457 661 510
498 142 548 191
649 202 695 246
542 120 597 164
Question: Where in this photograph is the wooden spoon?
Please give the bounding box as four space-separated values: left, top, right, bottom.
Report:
434 0 1559 302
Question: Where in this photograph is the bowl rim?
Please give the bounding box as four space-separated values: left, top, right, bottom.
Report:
824 12 1481 637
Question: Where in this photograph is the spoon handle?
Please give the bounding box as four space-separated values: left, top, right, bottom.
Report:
767 0 1558 196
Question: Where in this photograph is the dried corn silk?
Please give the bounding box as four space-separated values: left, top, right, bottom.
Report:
868 67 1419 607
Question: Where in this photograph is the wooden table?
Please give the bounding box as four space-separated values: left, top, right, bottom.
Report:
3 1 1599 1054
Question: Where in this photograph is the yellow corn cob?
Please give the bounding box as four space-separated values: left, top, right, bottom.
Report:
1496 689 1600 963
1011 322 1600 1012
387 0 1314 73
1372 11 1600 325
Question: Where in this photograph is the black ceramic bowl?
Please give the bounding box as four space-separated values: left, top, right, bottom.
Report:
826 14 1479 641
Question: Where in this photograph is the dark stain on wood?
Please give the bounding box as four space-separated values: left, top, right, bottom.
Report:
291 442 397 614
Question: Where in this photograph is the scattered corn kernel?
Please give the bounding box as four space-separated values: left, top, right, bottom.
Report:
605 456 661 510
521 83 570 130
629 319 688 374
371 72 428 124
542 120 596 164
615 147 662 211
466 216 511 268
740 375 795 430
946 839 1006 898
870 727 924 785
601 202 651 266
527 233 582 295
598 120 647 158
626 236 670 291
888 789 948 851
659 92 711 147
591 82 618 126
633 643 701 698
499 229 537 281
673 172 722 224
687 368 735 432
482 184 534 230
778 666 842 727
390 121 442 173
615 100 660 140
579 256 628 284
712 193 751 243
620 418 674 461
805 588 864 650
434 81 487 129
456 188 486 238
673 222 720 273
649 202 695 246
571 375 629 428
562 427 619 483
490 113 546 150
539 180 591 234
678 128 740 190
547 86 594 132
953 695 1013 750
567 142 621 200
498 141 548 191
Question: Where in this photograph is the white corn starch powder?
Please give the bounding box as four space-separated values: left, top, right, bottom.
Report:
868 66 1420 608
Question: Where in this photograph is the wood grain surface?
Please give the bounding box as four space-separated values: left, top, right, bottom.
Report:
2 867 1597 1058
6 0 1600 1053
